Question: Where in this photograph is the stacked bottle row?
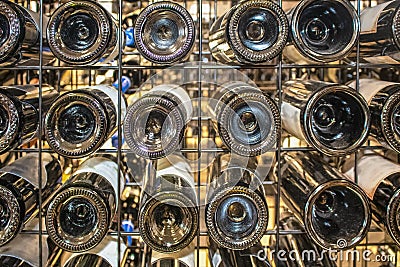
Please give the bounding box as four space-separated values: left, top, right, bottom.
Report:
4 77 400 160
2 0 400 65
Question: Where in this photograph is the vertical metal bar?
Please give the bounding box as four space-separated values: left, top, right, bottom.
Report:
75 69 78 89
354 0 361 266
38 0 44 265
13 70 18 85
117 0 123 265
275 0 283 263
212 0 218 65
88 69 92 86
197 0 203 265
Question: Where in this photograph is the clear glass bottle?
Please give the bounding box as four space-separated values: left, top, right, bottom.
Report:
347 79 400 153
284 0 359 63
139 154 198 253
270 212 338 267
209 239 272 267
47 0 120 65
357 1 400 63
46 156 124 252
0 0 51 65
209 0 289 64
276 151 371 250
44 84 126 158
281 79 370 156
134 1 195 64
345 152 400 248
46 236 126 267
124 84 192 159
145 241 195 267
0 153 62 247
0 226 48 267
209 81 280 157
206 154 269 250
0 85 58 154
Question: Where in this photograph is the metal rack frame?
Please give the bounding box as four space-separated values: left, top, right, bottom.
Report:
1 0 400 266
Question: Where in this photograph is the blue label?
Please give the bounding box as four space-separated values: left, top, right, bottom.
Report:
125 28 135 48
122 220 135 246
112 76 131 93
112 133 125 148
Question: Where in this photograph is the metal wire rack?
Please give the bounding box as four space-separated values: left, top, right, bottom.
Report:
1 0 400 266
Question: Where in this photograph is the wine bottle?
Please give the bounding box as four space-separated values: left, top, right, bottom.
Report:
112 61 149 90
0 153 62 247
124 84 192 159
275 151 371 250
209 239 272 267
0 84 58 154
47 0 120 65
134 1 195 64
44 84 126 158
357 1 400 64
347 79 400 153
146 242 195 267
281 79 370 156
148 258 192 267
139 155 198 253
344 152 400 247
46 236 127 267
284 0 359 63
0 229 48 267
379 68 400 82
209 81 280 156
270 212 337 267
46 156 124 252
0 0 52 66
206 154 269 250
209 0 289 64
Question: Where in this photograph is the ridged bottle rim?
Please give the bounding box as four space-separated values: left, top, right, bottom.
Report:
134 1 196 64
44 92 108 158
0 185 20 246
290 0 359 62
386 188 400 247
228 0 289 63
139 192 199 253
392 5 400 51
123 96 185 159
382 89 400 153
0 1 21 64
0 92 19 154
206 186 268 250
217 92 280 156
47 0 112 65
46 186 109 252
303 85 370 156
304 180 371 250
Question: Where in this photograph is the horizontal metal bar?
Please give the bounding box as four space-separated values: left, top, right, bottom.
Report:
22 228 388 238
2 62 400 71
10 145 387 154
125 181 277 187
